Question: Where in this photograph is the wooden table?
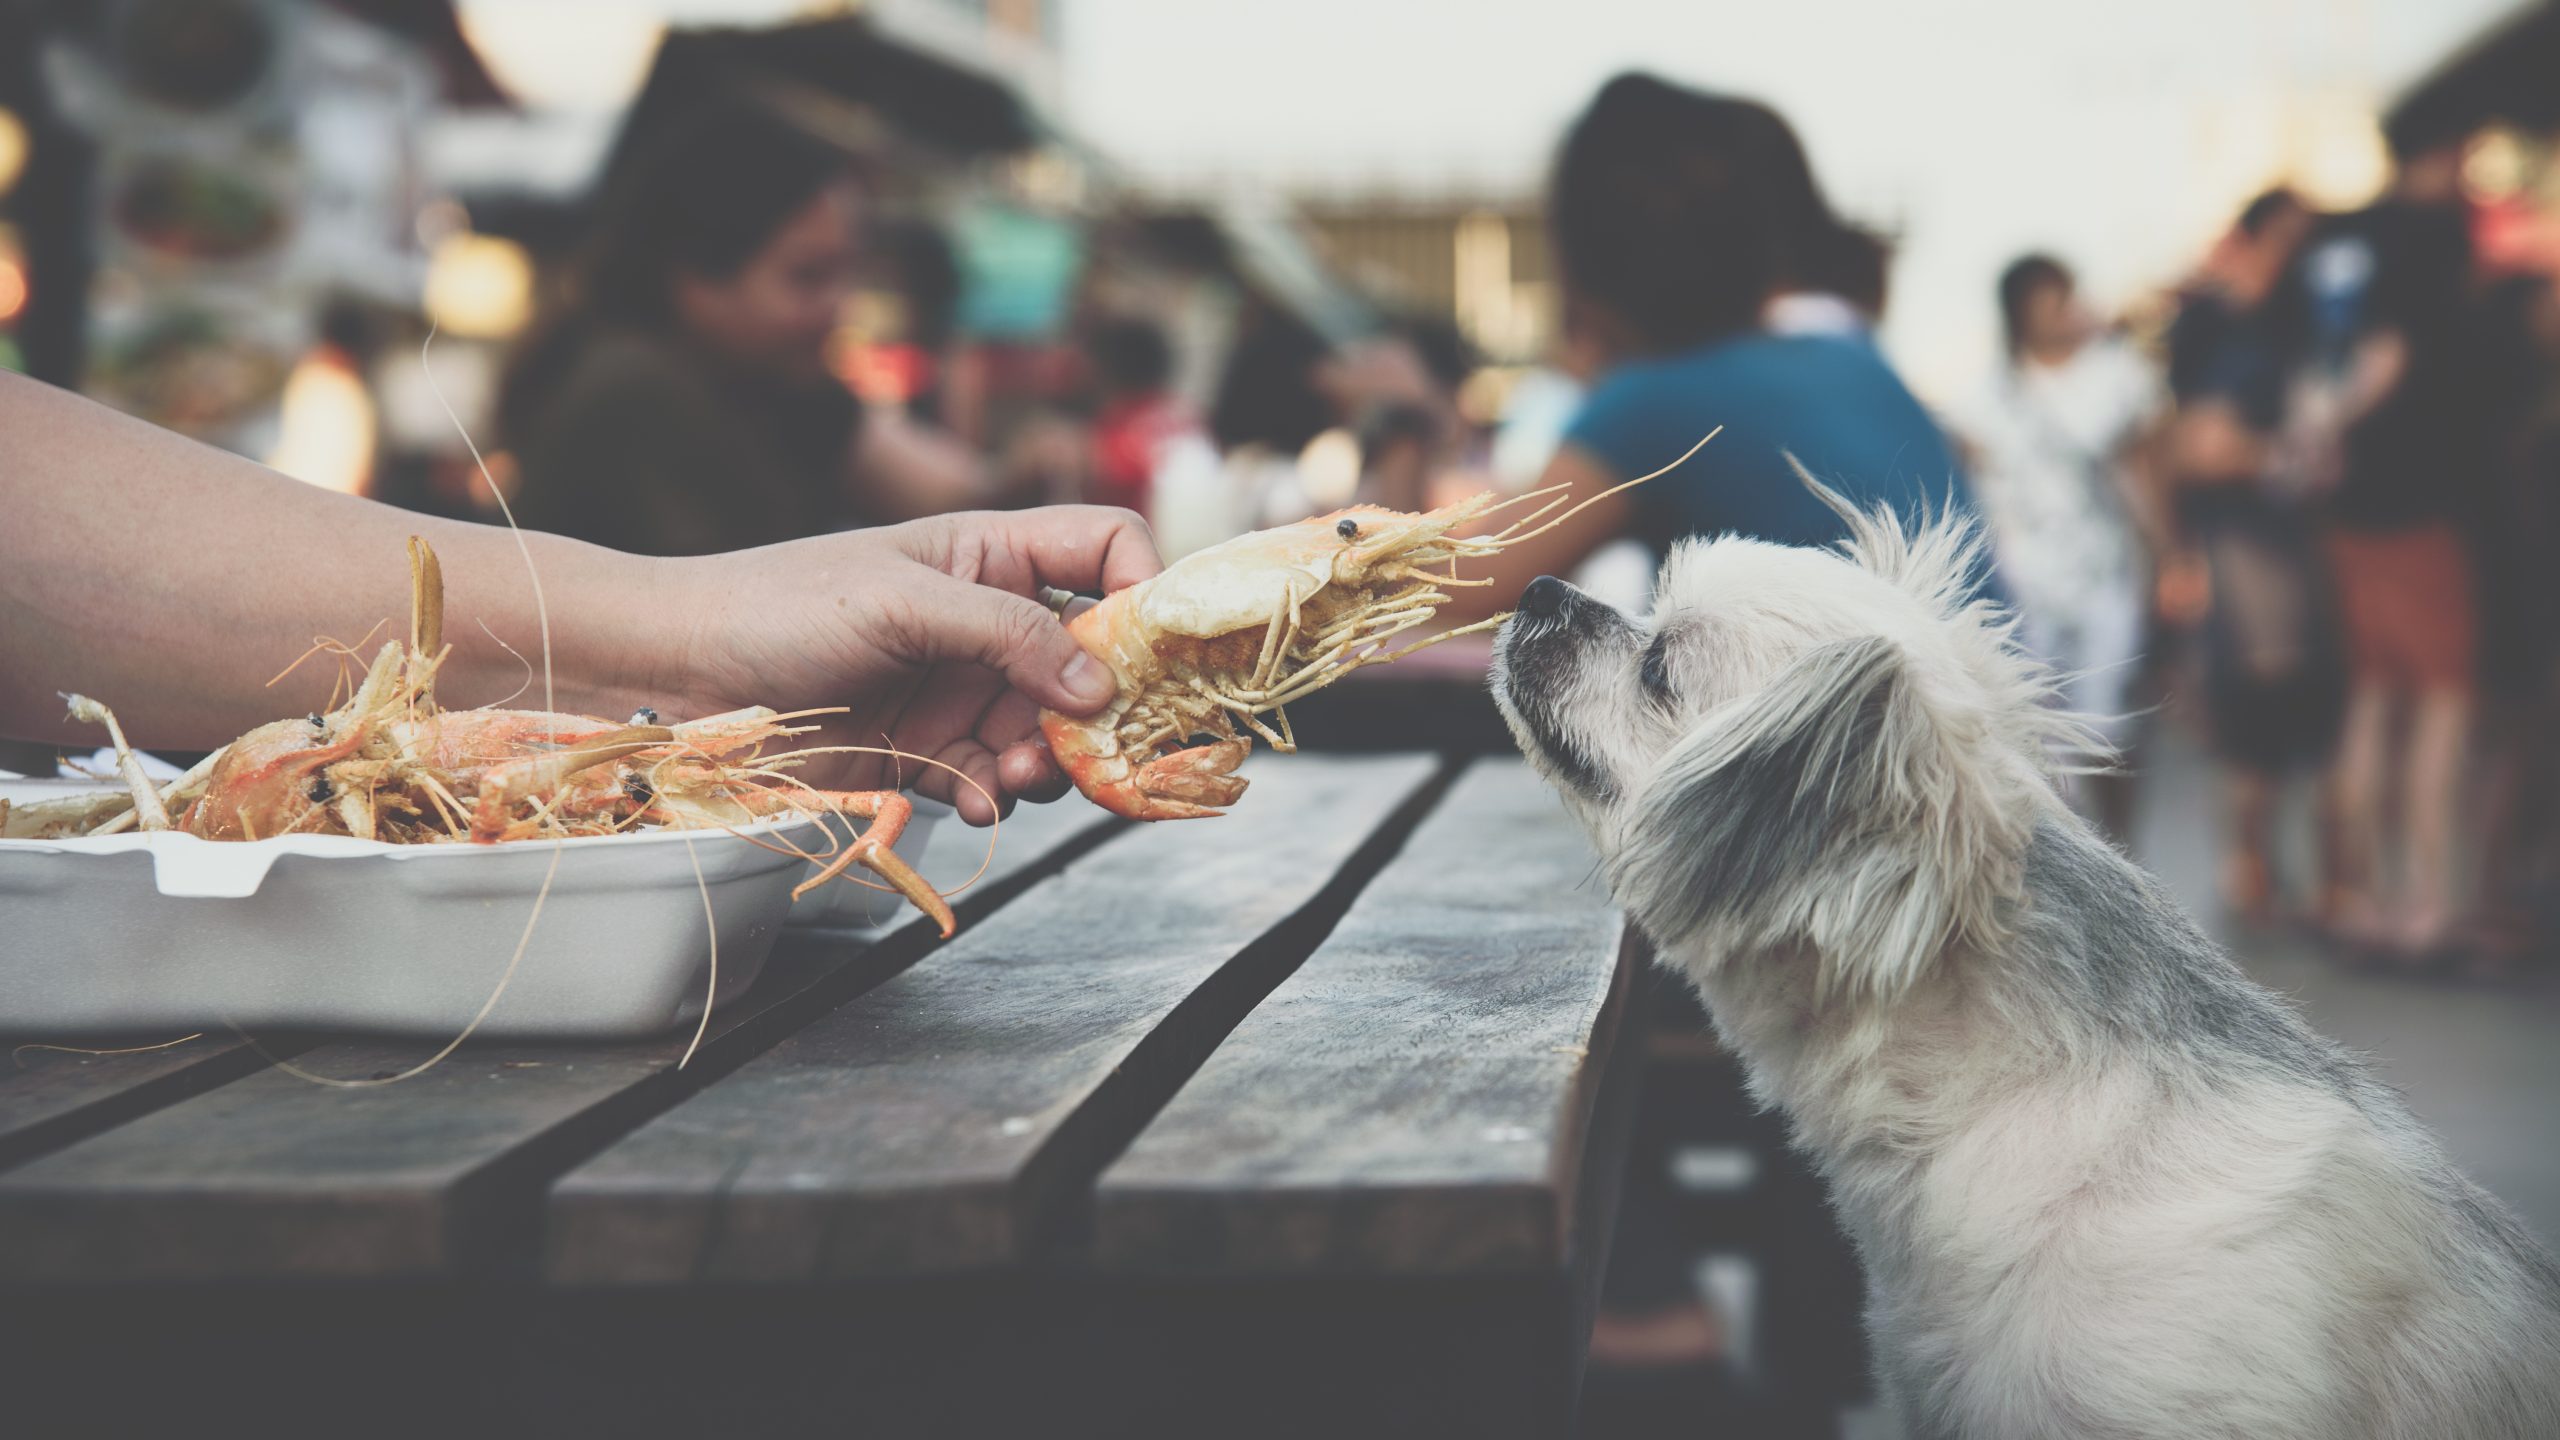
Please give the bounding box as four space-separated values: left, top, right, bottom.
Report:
0 757 1639 1438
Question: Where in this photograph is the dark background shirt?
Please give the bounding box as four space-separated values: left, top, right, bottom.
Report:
2167 284 2288 436
1563 332 1993 594
508 328 867 556
2287 200 2477 531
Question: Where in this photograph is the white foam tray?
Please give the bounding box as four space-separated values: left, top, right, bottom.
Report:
0 781 942 1038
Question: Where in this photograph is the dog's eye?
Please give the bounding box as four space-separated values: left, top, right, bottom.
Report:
1639 638 1675 699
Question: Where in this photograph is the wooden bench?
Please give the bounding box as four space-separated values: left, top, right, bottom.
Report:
0 757 1637 1437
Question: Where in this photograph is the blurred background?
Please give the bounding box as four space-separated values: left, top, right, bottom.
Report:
3 1 2557 1434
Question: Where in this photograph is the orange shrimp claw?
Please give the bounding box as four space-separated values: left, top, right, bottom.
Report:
758 787 958 939
1106 739 1252 821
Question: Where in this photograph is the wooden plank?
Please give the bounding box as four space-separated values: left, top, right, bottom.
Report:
0 1033 306 1171
544 754 1448 1285
1092 760 1633 1276
0 799 1117 1283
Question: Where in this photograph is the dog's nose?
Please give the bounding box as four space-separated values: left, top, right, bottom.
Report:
1520 575 1570 619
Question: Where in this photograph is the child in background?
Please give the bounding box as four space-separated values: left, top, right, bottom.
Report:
1951 254 2164 838
1085 317 1196 519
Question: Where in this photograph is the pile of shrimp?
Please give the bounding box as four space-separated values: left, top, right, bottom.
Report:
3 537 959 936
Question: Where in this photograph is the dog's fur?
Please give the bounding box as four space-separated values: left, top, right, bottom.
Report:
1492 491 2560 1440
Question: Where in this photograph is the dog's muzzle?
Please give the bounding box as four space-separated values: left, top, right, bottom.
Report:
1494 575 1618 801
1494 575 1583 690
1518 574 1573 621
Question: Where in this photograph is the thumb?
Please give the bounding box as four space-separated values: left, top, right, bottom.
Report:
907 573 1120 713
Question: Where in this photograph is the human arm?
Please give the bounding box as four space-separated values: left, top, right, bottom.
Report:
2339 330 2409 423
0 373 1157 822
2108 346 2176 559
2112 414 2175 561
2165 398 2270 486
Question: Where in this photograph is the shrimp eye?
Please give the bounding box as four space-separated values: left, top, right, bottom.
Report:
1336 518 1360 540
306 713 325 729
307 775 334 804
630 707 660 725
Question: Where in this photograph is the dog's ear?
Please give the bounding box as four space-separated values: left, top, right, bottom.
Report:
1610 634 2029 999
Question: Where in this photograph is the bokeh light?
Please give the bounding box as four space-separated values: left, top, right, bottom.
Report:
0 107 27 198
422 232 534 340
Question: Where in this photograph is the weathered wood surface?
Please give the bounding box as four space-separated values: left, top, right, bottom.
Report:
0 800 1115 1282
0 1034 291 1170
1093 762 1633 1275
0 756 1659 1438
544 755 1447 1284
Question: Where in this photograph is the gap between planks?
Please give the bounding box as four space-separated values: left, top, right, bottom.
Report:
541 754 1473 1284
1013 755 1469 1267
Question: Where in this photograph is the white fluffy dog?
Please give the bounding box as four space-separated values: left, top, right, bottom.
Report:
1491 490 2560 1440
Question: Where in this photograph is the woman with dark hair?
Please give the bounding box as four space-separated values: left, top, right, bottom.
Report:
500 103 989 557
1469 73 1980 607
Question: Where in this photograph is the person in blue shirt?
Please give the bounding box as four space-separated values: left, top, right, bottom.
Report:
1483 75 1991 1393
1469 73 1987 607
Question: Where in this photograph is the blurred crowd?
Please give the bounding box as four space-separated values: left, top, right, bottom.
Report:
9 2 2560 984
1953 119 2560 985
444 53 2560 984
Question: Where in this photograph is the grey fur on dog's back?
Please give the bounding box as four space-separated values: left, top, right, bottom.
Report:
1490 486 2560 1439
1927 821 2560 1437
2018 821 2355 1084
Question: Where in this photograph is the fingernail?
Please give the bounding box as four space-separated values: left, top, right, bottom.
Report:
1061 652 1112 707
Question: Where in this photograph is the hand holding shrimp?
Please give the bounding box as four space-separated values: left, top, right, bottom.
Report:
21 537 964 936
1040 430 1715 820
0 373 1159 827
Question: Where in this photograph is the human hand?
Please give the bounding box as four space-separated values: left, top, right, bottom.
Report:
658 507 1159 824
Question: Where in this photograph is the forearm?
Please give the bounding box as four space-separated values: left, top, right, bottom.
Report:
0 375 678 748
2115 423 2172 558
2344 332 2409 421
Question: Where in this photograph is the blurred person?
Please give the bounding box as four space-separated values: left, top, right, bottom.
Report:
2163 188 2344 925
1343 314 1476 514
874 218 964 431
0 371 1159 825
1200 305 1468 543
1458 73 1985 621
497 104 993 558
2285 122 2480 960
1950 254 2162 836
2459 273 2560 977
1357 403 1443 516
1477 71 1983 1396
1742 95 1889 336
1083 315 1197 519
1207 304 1336 460
1203 303 1337 535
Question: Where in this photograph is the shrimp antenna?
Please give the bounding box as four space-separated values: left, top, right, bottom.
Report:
1468 479 1575 520
1488 426 1721 545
